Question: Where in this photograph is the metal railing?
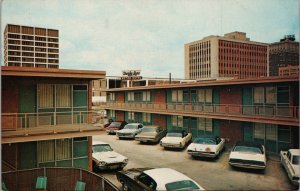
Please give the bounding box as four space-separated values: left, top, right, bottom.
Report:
1 110 107 131
106 102 299 120
2 167 119 191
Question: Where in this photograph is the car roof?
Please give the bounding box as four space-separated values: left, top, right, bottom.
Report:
143 125 160 128
92 141 109 146
289 149 300 155
235 141 263 148
143 168 194 189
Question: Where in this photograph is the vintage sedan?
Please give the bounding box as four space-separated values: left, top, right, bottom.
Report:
106 121 128 134
160 130 192 149
229 141 266 170
92 141 128 171
116 167 204 191
116 123 144 139
187 135 225 158
135 125 167 143
280 149 300 186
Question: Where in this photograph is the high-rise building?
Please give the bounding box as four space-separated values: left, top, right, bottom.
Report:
269 35 299 76
4 24 59 68
184 32 269 80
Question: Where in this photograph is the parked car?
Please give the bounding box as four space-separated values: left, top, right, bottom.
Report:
160 130 192 149
116 123 144 139
116 167 204 191
280 149 300 186
106 121 127 134
135 125 167 143
104 118 114 128
187 135 225 158
229 141 266 170
92 141 128 171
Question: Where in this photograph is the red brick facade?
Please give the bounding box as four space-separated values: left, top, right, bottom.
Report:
220 120 243 145
218 40 268 78
153 114 166 128
116 92 125 103
116 111 125 121
153 89 166 103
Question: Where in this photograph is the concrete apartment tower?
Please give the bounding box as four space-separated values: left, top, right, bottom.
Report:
4 24 59 68
269 35 299 76
184 31 269 80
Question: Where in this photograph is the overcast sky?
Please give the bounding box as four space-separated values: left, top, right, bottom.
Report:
1 0 299 78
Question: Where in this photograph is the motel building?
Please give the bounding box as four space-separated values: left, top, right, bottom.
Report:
1 66 118 190
105 75 299 153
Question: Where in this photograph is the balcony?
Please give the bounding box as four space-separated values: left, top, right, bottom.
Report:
2 167 118 191
106 102 299 126
1 111 106 143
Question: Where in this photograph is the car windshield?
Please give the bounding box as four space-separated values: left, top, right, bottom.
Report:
124 124 138 129
166 133 182 137
292 155 300 164
165 180 199 190
194 138 216 145
92 144 113 153
142 127 156 132
233 146 262 154
109 122 121 127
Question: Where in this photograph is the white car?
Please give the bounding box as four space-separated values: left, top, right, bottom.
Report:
92 141 128 171
280 149 300 186
116 123 144 139
160 130 192 149
116 167 205 190
187 135 225 158
229 142 266 170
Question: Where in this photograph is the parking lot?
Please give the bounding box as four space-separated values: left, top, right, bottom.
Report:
93 132 296 190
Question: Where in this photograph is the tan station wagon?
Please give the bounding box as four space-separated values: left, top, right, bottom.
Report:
135 125 167 143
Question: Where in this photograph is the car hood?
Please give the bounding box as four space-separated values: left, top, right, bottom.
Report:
291 164 300 177
229 151 265 162
161 137 183 144
92 151 127 163
117 129 138 134
187 143 217 152
136 132 157 138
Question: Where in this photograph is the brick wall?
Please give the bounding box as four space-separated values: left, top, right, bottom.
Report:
1 78 18 113
153 89 166 104
153 114 166 128
88 137 92 171
220 120 243 145
116 111 125 121
220 87 242 113
116 92 125 103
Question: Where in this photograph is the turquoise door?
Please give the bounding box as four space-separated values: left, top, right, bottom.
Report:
19 85 36 113
19 142 37 169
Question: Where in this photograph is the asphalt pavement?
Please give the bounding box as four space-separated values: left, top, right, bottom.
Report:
93 132 297 190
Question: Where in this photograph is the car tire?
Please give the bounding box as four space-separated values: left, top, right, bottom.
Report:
121 181 130 191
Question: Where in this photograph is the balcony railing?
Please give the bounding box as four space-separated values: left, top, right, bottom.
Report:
106 102 299 122
2 167 119 191
1 111 107 139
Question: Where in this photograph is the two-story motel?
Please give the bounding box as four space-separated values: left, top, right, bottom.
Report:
1 66 105 172
105 75 299 153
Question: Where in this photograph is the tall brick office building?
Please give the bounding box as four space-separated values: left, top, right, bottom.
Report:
4 24 59 68
269 35 299 76
184 31 269 80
